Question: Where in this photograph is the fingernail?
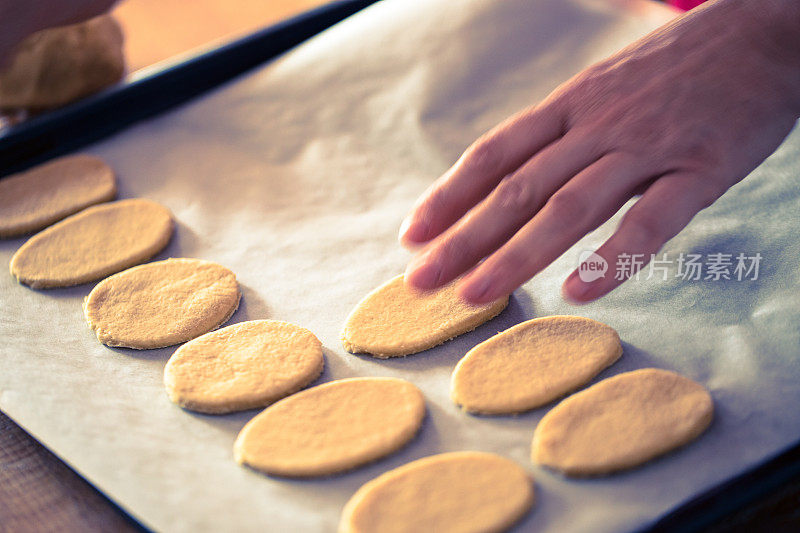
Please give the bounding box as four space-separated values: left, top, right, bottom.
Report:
399 216 429 244
398 217 412 240
406 255 442 290
460 276 494 304
562 271 593 304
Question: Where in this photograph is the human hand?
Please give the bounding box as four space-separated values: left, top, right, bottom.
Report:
400 0 800 304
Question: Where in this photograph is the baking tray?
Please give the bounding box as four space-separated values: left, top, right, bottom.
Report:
1 0 799 530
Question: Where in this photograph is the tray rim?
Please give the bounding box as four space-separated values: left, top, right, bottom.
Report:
1 0 796 529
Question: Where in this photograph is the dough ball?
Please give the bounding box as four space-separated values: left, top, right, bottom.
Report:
84 258 240 349
10 198 173 288
342 274 508 358
234 377 425 477
339 451 534 533
0 15 125 110
164 320 324 414
451 316 622 414
532 368 714 476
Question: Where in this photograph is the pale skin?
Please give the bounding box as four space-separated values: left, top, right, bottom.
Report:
401 0 800 305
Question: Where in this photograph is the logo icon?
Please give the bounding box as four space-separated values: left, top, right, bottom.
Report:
577 251 607 282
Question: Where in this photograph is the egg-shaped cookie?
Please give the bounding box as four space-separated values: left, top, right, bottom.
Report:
164 320 324 414
84 258 240 349
451 316 622 414
339 451 534 533
234 377 425 477
0 154 116 238
342 274 508 358
10 198 172 288
532 368 714 476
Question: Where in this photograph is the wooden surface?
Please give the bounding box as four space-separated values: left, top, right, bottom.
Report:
113 0 328 71
0 411 143 533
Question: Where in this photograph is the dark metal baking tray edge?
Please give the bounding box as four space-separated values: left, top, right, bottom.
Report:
2 0 797 529
0 0 380 175
643 439 800 532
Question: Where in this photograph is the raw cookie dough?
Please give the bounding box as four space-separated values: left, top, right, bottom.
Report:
532 368 714 476
10 198 172 288
451 316 622 414
234 377 425 477
339 451 534 533
342 274 508 358
164 320 324 414
84 258 240 349
0 154 116 238
0 15 124 110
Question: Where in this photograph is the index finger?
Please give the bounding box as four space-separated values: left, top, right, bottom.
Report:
399 98 566 246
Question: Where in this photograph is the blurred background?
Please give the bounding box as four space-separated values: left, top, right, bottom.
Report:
114 0 327 71
0 0 328 129
0 0 698 129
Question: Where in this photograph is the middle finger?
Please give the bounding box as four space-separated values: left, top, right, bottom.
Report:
405 128 602 290
456 151 650 303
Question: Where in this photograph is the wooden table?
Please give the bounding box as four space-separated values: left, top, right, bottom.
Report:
0 411 142 532
113 0 328 72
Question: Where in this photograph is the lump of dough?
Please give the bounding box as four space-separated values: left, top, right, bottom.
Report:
451 316 622 414
164 320 324 414
0 154 116 238
339 451 534 533
234 377 425 477
341 274 508 358
0 15 125 110
84 258 240 349
10 198 173 288
532 368 714 476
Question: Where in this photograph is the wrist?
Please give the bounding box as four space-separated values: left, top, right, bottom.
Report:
726 0 800 114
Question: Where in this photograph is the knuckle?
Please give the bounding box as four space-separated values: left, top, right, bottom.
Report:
568 64 605 93
463 136 503 175
492 173 538 213
544 188 591 223
676 138 723 171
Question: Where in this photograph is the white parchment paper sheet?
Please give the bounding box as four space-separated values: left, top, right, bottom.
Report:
3 0 800 531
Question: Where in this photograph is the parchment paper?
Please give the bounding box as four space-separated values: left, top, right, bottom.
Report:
2 0 800 531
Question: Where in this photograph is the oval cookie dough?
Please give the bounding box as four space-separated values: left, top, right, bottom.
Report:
234 377 425 477
532 368 713 476
84 258 240 349
339 451 534 533
451 316 622 414
0 154 116 238
164 320 324 414
10 198 173 288
341 274 508 358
